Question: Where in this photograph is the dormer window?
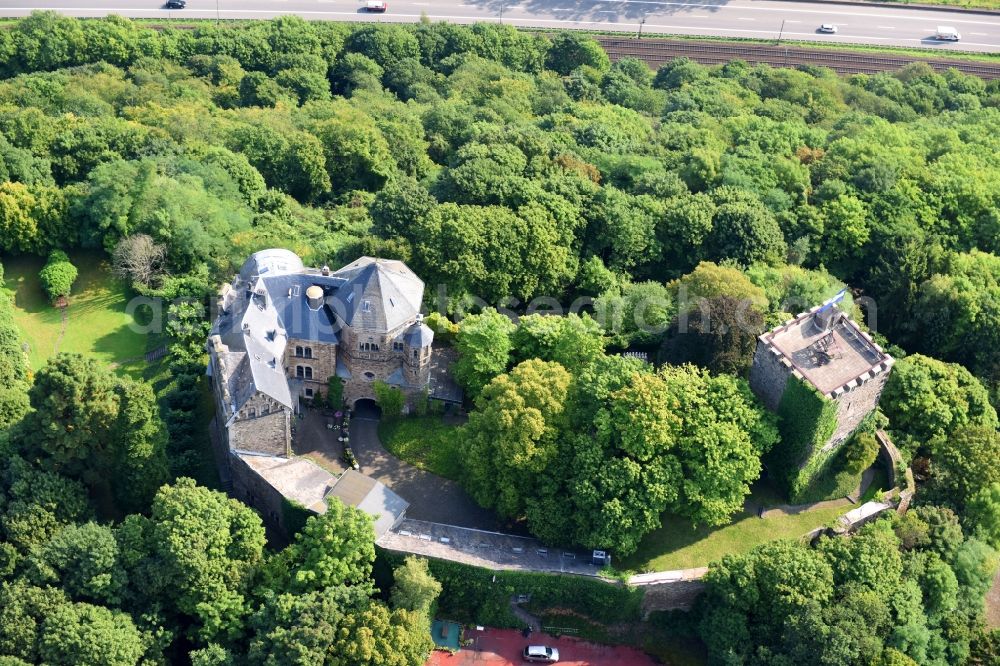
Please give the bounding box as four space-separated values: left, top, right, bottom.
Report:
393 342 404 351
362 300 372 313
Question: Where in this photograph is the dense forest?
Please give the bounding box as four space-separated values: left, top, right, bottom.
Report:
2 10 1000 665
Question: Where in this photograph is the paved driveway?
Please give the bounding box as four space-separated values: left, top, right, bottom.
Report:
350 402 501 531
292 409 347 475
425 627 657 666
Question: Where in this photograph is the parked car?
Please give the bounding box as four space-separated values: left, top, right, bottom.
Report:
523 645 560 663
366 0 388 11
935 25 961 41
818 23 837 34
165 0 186 8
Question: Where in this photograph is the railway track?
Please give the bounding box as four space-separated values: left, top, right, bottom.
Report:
595 37 1000 79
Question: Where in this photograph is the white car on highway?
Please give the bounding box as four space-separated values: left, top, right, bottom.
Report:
818 23 838 34
935 25 961 41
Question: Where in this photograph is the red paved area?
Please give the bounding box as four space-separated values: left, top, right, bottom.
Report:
425 627 657 666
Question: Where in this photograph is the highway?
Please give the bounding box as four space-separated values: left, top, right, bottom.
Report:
1 0 999 53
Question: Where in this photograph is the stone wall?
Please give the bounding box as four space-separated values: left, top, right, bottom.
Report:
749 339 792 411
876 429 902 488
229 452 291 543
826 369 891 450
638 579 708 615
230 407 290 456
342 351 427 408
285 337 338 400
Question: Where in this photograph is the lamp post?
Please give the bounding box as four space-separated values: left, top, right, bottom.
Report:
638 17 646 39
216 0 221 24
499 0 504 23
777 18 786 43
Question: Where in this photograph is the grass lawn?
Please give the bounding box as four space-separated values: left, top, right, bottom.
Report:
1 251 156 378
861 466 890 503
621 485 850 572
378 415 463 481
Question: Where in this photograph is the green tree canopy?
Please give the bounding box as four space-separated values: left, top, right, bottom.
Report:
881 353 998 452
453 308 516 399
123 479 266 642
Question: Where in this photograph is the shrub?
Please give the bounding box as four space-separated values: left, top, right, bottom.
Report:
38 250 78 303
326 376 344 409
375 548 643 628
844 431 879 474
373 380 404 420
425 312 457 345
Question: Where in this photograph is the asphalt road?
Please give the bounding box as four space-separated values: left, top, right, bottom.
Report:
2 0 999 53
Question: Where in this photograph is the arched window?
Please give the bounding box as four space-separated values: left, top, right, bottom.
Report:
305 347 313 358
248 407 256 418
295 346 303 357
296 366 304 378
305 367 313 379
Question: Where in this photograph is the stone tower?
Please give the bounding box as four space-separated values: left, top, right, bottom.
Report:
749 299 894 493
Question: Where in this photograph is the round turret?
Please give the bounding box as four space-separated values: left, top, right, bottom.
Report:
306 285 324 310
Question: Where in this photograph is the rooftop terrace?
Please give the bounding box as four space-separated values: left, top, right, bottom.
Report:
761 307 892 396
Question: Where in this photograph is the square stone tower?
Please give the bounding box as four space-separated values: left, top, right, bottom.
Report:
749 299 894 487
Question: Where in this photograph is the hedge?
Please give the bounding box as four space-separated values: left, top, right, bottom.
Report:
767 379 838 500
375 548 644 628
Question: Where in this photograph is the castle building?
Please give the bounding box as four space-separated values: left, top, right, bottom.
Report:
749 296 894 475
207 249 434 457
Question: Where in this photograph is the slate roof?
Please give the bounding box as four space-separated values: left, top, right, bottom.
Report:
215 276 293 411
325 470 410 539
329 257 424 333
238 248 304 283
258 272 344 344
403 321 434 348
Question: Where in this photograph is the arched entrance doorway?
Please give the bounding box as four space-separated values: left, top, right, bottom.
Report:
353 398 381 420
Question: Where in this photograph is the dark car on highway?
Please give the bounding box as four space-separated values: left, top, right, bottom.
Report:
165 0 186 8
